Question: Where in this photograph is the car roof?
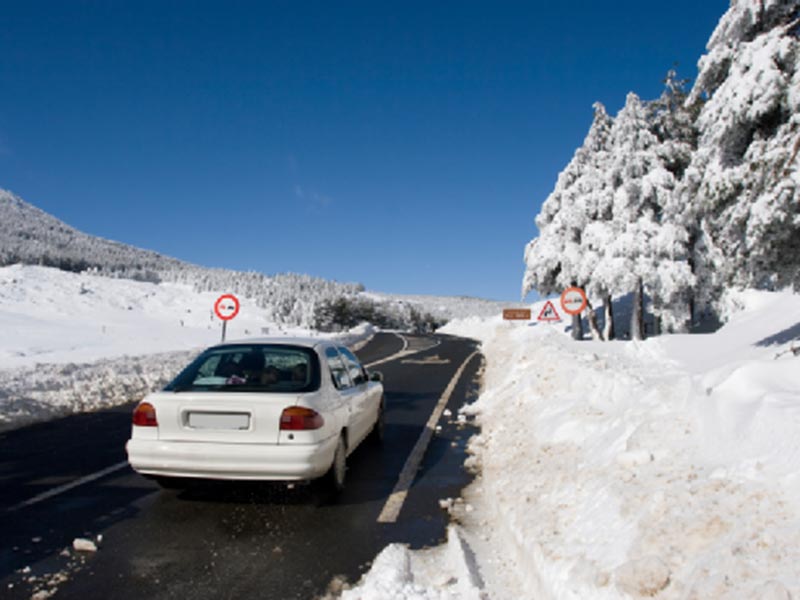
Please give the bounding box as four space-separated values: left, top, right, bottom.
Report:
210 336 335 350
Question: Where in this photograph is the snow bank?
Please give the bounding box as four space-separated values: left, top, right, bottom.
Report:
341 291 800 598
0 349 196 430
435 289 800 599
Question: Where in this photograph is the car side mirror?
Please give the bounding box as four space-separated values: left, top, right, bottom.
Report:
369 371 383 383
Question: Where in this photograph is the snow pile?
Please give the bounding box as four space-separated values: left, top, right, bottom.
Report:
434 289 800 599
0 264 375 430
334 526 485 600
0 349 196 430
71 538 98 553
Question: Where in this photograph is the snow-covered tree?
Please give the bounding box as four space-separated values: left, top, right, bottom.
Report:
683 0 800 311
523 103 614 339
525 91 696 339
601 92 695 337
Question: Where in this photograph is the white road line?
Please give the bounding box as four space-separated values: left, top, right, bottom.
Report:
365 333 410 368
7 460 129 513
377 350 480 524
398 332 409 353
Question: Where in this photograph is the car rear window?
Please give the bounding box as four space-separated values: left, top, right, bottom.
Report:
165 344 321 393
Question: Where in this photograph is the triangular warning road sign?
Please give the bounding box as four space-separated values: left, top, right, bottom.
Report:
537 300 562 322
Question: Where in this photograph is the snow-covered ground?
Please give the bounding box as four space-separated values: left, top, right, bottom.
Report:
0 264 323 369
0 264 375 430
341 289 800 599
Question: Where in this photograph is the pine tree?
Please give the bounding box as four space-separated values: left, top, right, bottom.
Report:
595 93 693 337
683 0 800 312
522 103 614 340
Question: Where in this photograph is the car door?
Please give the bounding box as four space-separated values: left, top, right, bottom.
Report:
337 346 375 447
324 346 359 450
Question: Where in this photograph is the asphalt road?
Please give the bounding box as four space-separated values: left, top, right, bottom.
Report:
0 332 482 600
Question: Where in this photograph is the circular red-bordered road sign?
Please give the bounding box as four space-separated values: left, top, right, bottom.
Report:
214 294 240 321
560 287 588 315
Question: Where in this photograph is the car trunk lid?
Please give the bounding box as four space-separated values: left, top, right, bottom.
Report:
150 391 299 445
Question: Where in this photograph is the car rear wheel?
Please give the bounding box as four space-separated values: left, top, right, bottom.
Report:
367 397 385 445
318 434 347 497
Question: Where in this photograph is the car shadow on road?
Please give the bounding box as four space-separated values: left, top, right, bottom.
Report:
170 480 320 505
165 422 436 509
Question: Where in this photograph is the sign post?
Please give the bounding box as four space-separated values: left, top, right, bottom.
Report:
214 294 240 342
560 287 588 341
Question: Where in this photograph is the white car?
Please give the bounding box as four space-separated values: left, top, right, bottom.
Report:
126 338 384 492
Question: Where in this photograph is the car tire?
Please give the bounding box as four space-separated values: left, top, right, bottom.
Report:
318 434 347 498
367 397 385 445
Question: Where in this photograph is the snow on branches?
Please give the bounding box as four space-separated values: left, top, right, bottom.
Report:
523 0 800 337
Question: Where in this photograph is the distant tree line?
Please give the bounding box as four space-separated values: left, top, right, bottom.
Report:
314 296 444 333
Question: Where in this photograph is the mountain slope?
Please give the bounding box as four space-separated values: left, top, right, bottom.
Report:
0 189 185 276
0 188 367 325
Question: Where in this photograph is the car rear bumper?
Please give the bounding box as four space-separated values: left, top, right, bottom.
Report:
126 435 338 481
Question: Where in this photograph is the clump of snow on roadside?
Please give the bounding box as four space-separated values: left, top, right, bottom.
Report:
72 538 98 553
437 288 800 599
13 536 103 600
334 526 486 600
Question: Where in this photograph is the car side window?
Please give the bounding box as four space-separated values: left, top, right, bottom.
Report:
326 347 352 390
338 347 367 386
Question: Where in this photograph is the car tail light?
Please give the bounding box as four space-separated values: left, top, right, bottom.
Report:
280 406 324 430
133 402 158 427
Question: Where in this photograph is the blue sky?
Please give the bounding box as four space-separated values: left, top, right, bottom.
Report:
0 1 728 301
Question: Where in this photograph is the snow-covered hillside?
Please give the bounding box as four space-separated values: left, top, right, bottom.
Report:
340 288 800 599
0 264 268 369
1 189 504 330
0 188 366 327
0 188 185 275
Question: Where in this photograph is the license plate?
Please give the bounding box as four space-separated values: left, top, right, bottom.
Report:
187 412 250 430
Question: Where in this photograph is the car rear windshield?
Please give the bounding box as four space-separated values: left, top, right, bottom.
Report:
165 344 321 393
